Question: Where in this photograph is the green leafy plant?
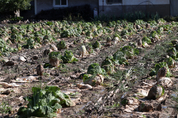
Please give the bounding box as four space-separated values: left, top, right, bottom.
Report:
142 36 152 46
113 51 128 65
11 16 23 21
154 62 172 77
93 41 101 49
150 31 159 39
121 29 128 36
0 38 15 55
157 27 164 34
164 56 175 68
0 101 12 116
25 38 35 49
62 50 78 63
57 40 67 50
49 52 61 60
43 35 52 44
120 46 139 59
87 63 105 75
46 21 53 26
82 74 95 84
101 56 115 74
167 47 177 59
17 86 73 118
86 43 94 54
81 73 104 86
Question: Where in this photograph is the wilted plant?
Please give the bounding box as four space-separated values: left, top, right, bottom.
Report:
79 45 89 58
49 51 62 67
0 101 12 117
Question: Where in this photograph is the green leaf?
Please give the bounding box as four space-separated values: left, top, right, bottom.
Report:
57 40 67 50
18 86 72 117
93 41 101 49
142 36 152 44
155 62 172 77
87 63 104 75
49 52 61 60
62 50 78 63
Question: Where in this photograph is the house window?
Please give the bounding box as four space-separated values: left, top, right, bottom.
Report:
106 0 122 4
53 0 68 7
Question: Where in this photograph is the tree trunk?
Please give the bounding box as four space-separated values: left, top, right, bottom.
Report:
14 9 20 17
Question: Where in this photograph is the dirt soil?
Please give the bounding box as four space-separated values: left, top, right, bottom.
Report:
0 21 178 118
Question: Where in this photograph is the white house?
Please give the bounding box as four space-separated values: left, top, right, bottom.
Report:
33 0 177 17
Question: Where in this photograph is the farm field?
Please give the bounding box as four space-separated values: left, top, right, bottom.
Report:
0 19 178 118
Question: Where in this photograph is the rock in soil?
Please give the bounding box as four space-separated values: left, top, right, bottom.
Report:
138 100 162 112
76 83 93 89
5 61 15 66
158 77 173 88
19 56 26 62
1 90 11 95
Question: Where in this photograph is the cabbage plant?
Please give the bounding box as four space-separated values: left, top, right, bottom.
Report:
101 57 115 74
57 40 67 50
87 63 105 75
142 36 152 47
113 51 128 65
150 31 159 39
82 73 104 86
167 47 177 59
17 86 73 118
62 50 78 63
120 46 139 59
93 41 101 49
164 56 175 68
154 62 172 77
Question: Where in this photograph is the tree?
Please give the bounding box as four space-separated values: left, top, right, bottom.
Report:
0 0 32 17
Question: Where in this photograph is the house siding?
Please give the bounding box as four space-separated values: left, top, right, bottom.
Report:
99 0 170 5
99 5 170 17
68 0 98 10
36 0 53 14
99 0 170 17
36 0 97 15
35 0 171 17
170 0 178 16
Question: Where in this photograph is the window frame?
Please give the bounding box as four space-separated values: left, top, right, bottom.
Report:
53 0 68 7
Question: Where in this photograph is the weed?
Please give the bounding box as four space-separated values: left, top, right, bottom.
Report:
172 95 178 112
59 64 68 73
0 101 12 117
43 72 50 77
